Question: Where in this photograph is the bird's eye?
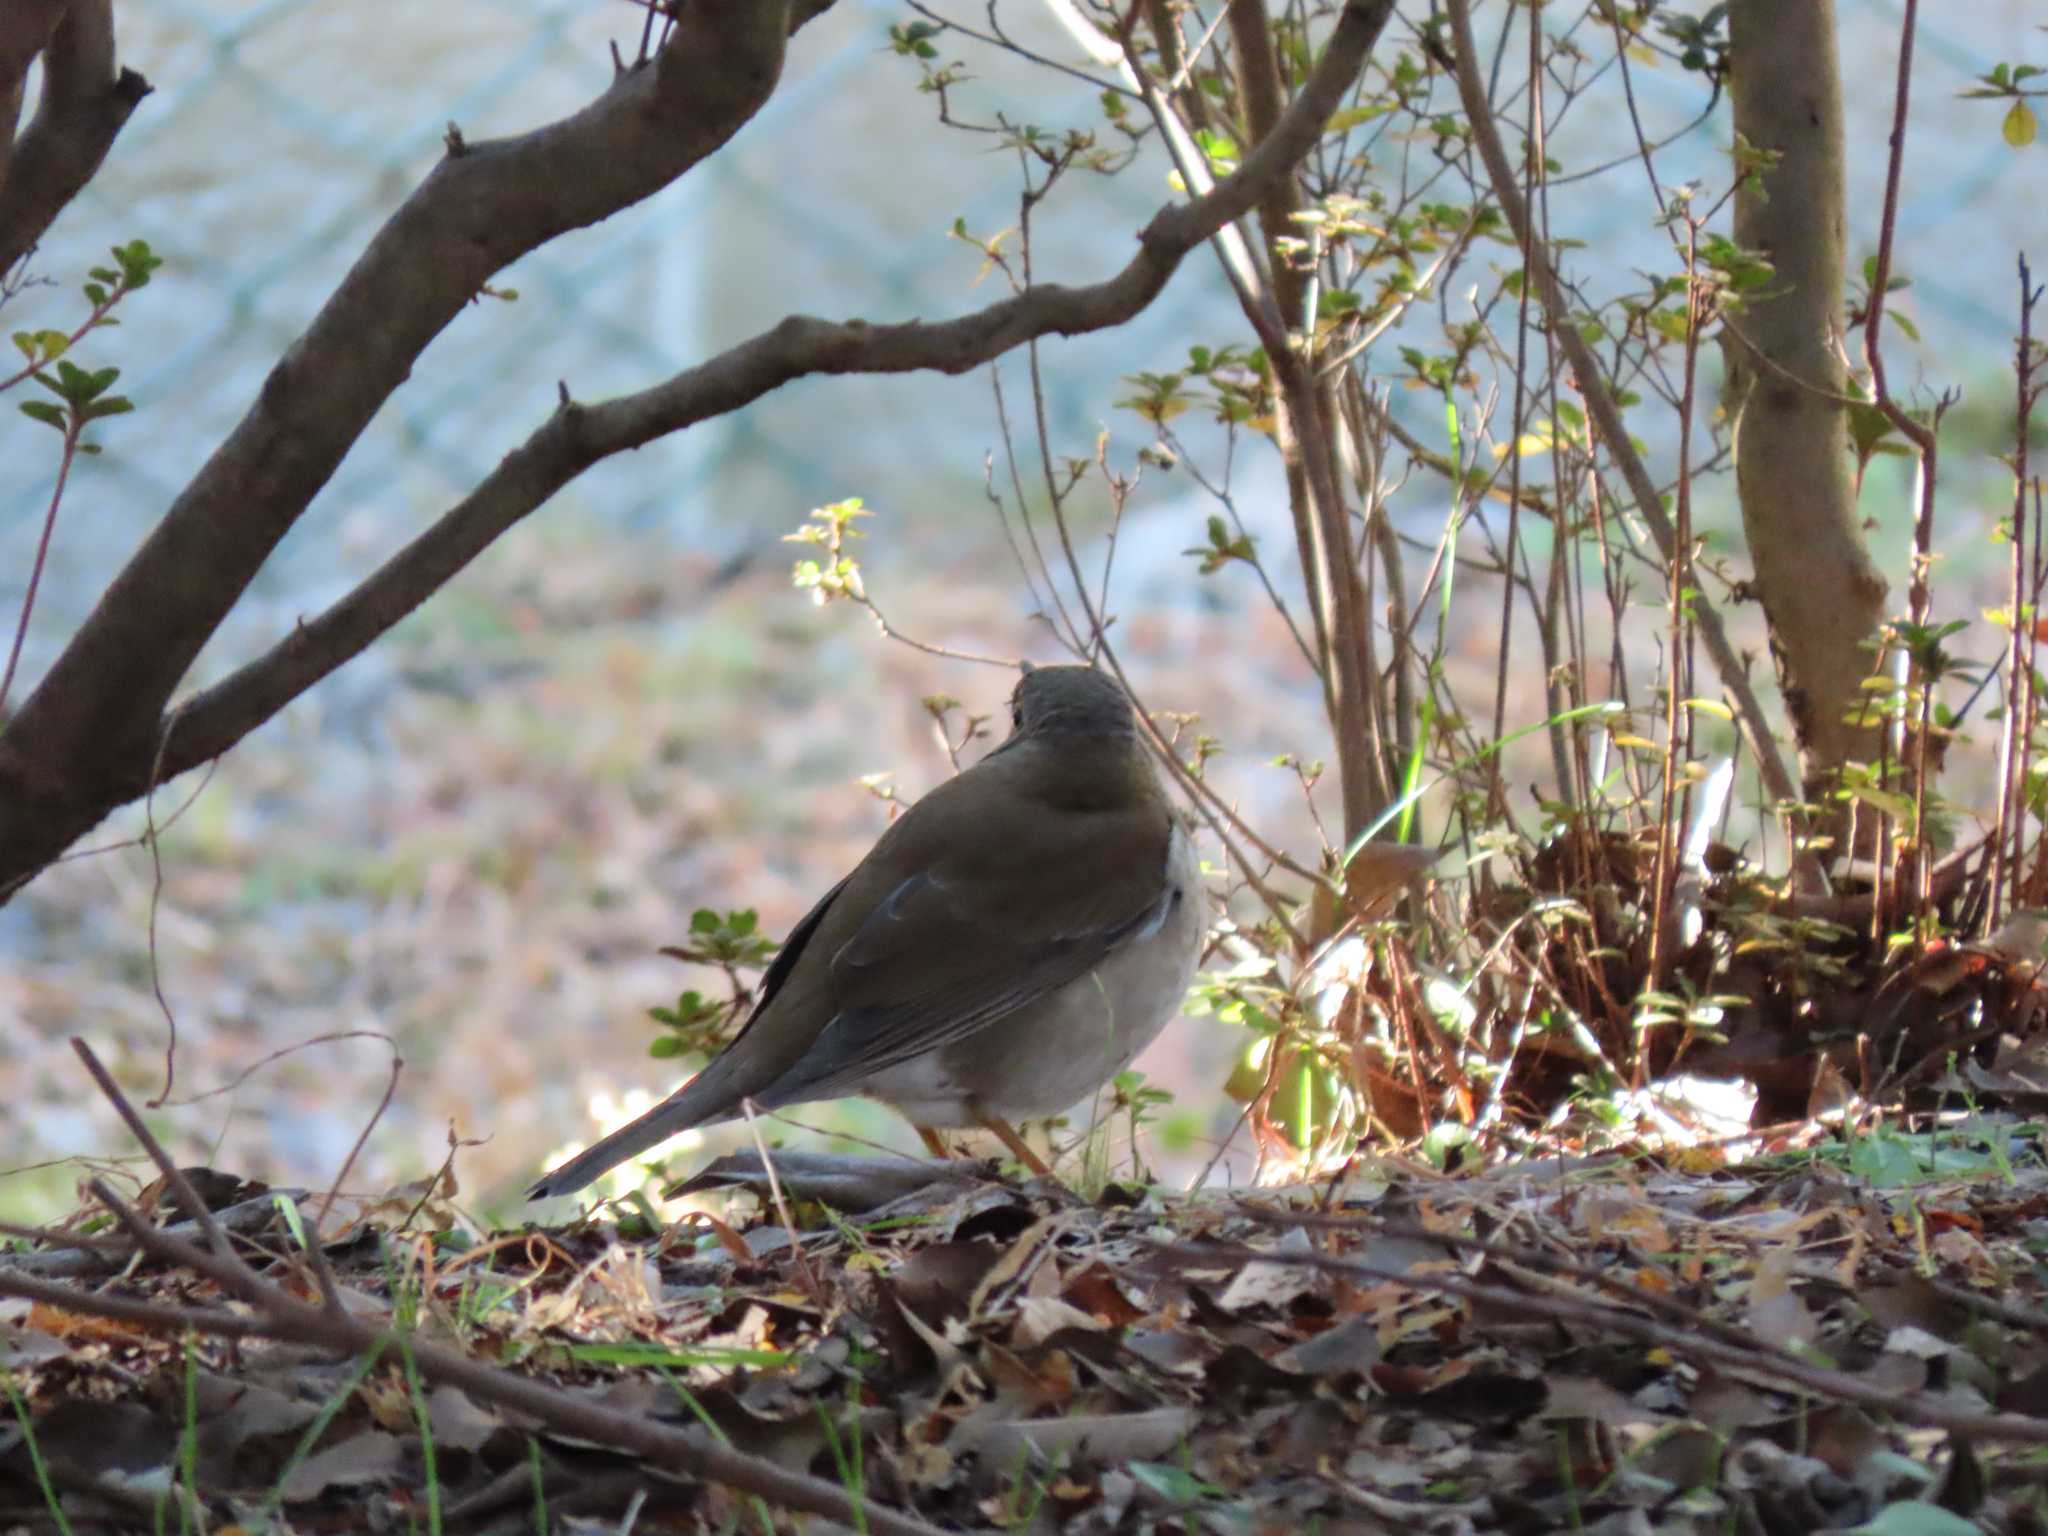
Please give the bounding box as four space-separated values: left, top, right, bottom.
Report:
1011 707 1024 731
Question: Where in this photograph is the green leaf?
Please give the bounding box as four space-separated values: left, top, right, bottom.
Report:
53 359 94 401
1191 127 1240 166
567 1342 793 1368
12 329 68 363
1848 402 1896 460
1127 1462 1223 1505
114 239 161 286
1322 103 1389 133
2005 99 2039 148
18 400 65 430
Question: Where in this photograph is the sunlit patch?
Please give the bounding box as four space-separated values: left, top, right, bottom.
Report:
539 1088 704 1201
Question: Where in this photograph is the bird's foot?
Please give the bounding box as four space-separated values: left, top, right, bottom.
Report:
979 1116 1054 1179
915 1119 1053 1179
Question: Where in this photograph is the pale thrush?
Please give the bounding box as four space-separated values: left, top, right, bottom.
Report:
529 663 1203 1196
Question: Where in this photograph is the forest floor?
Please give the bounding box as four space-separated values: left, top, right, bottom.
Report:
3 1098 2046 1535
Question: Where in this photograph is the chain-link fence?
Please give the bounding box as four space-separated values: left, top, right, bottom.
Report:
3 0 2036 656
0 0 2041 1199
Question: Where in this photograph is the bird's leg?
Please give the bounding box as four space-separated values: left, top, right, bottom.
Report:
980 1116 1054 1178
916 1125 953 1159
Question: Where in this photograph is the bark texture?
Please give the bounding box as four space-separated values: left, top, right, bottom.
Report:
0 0 151 272
1723 0 1886 784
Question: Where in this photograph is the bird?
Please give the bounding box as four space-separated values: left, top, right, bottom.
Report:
528 663 1206 1198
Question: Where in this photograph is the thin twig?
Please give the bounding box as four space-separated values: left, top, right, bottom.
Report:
30 1049 958 1536
0 416 78 717
1441 0 1815 893
69 1038 238 1265
738 1096 825 1304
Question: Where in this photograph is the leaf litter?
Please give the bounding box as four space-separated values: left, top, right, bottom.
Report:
8 1118 2048 1533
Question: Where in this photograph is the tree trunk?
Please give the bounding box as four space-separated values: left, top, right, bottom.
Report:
1722 0 1886 790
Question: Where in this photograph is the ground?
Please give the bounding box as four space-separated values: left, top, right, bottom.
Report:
2 1103 2044 1534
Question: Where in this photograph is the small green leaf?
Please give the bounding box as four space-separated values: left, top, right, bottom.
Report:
54 359 92 399
114 239 161 286
18 400 66 430
2005 99 2039 148
1127 1462 1223 1505
17 329 69 362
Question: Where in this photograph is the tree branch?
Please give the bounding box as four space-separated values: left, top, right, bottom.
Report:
0 0 824 891
0 0 1397 893
0 0 69 215
0 0 151 272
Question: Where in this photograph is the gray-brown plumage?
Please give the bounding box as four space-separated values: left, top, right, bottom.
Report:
529 664 1203 1198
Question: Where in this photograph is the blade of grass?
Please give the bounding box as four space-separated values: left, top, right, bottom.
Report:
400 1337 442 1536
2 1369 77 1536
528 1435 548 1535
656 1368 776 1536
816 1382 868 1536
1344 700 1629 865
252 1342 391 1534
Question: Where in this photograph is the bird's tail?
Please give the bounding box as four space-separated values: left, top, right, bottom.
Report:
526 1083 723 1201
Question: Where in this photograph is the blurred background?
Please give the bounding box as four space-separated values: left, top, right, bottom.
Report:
0 0 2041 1217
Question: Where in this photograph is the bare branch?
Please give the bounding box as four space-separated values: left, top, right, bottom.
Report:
70 1038 238 1266
0 0 823 891
0 1 151 272
0 0 1398 891
0 0 68 204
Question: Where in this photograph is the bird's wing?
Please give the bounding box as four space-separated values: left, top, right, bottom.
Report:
717 871 853 1051
752 796 1178 1107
